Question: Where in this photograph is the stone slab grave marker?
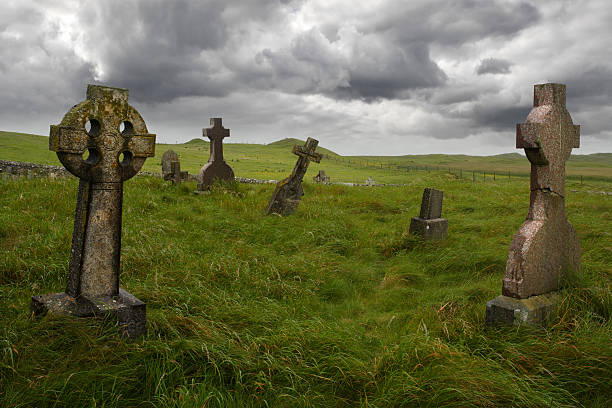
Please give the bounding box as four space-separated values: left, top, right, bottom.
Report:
486 83 581 327
409 188 448 240
31 84 155 338
197 118 235 190
266 137 322 215
161 150 188 185
313 170 330 183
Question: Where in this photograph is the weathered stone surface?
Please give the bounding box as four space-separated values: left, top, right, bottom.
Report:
410 188 447 240
503 83 581 299
161 150 179 178
266 137 322 215
313 170 330 183
409 217 448 240
198 118 235 190
419 188 443 219
32 84 155 338
485 293 562 327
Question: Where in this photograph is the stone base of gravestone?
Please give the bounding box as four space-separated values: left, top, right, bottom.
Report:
409 217 448 240
485 292 562 327
31 288 146 338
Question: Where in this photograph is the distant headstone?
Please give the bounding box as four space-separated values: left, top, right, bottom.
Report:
313 170 330 183
266 137 322 215
365 177 375 186
31 84 155 338
161 150 178 177
409 188 448 240
161 150 188 185
197 118 234 190
486 83 581 327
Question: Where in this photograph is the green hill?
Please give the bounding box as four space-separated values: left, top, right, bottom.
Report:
1 130 611 182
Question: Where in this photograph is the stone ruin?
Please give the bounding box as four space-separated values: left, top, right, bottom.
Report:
409 188 448 240
486 83 581 326
31 84 155 338
266 137 322 216
197 118 235 190
313 170 330 183
161 149 188 185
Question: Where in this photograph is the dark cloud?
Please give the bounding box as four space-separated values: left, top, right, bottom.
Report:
476 58 513 75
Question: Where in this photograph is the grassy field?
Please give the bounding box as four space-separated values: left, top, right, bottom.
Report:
2 131 611 184
0 131 611 406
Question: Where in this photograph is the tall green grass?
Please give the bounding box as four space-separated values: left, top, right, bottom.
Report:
1 169 610 407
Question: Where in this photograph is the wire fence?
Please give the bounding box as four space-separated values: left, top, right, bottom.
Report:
319 153 611 185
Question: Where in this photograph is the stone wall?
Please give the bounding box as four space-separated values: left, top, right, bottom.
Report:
0 160 70 179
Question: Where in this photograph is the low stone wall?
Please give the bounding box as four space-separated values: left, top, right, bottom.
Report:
0 160 410 187
0 160 70 179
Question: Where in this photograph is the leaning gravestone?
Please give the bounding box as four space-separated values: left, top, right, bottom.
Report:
31 84 155 338
486 83 581 326
197 118 235 190
409 188 448 240
266 137 322 215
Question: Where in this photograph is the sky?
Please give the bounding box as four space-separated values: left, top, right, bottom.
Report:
0 0 610 156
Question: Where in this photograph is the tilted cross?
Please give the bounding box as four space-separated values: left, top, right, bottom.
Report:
204 118 230 163
290 137 322 181
49 85 155 299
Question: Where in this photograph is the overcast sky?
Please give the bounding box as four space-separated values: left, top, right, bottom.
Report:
0 0 610 155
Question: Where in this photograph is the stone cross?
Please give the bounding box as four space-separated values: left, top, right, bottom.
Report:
197 118 235 190
486 83 581 326
266 137 322 215
31 84 155 338
409 188 447 240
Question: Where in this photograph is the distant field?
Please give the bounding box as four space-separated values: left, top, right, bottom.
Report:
2 131 611 184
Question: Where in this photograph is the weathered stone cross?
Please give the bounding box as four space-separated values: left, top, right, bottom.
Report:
486 83 581 326
197 118 235 190
31 84 155 337
265 137 322 215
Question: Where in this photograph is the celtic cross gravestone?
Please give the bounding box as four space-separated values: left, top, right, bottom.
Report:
31 85 155 338
486 83 581 326
266 137 322 215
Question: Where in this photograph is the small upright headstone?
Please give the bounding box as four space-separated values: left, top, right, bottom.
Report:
365 177 375 186
266 137 322 215
161 150 179 178
486 83 581 327
313 170 330 183
161 150 188 185
198 118 234 190
31 84 156 338
409 188 448 240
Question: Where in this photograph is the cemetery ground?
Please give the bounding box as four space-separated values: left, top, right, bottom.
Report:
1 133 611 407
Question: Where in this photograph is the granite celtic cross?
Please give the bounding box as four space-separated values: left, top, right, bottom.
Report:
31 84 155 337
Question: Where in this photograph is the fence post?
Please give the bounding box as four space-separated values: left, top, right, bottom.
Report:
473 171 475 182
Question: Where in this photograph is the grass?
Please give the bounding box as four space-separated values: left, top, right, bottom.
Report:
0 130 611 406
2 131 611 184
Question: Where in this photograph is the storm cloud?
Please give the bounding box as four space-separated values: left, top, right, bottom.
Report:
0 0 610 155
